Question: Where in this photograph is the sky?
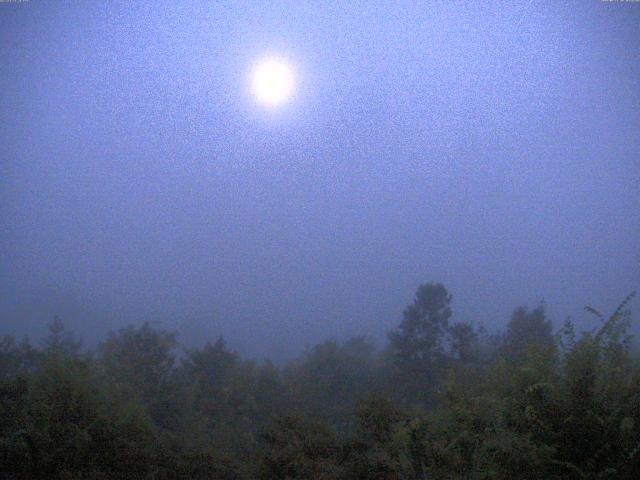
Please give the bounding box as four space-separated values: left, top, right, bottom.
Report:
1 0 639 359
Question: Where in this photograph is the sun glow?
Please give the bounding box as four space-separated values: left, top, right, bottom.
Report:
251 58 294 106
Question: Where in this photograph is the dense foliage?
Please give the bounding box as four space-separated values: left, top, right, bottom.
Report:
1 284 638 479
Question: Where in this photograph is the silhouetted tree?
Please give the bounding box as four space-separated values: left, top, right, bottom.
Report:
98 322 179 430
285 337 381 429
388 282 452 403
499 305 554 362
448 321 479 364
43 316 81 357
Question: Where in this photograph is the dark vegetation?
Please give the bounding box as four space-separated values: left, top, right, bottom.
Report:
1 283 639 479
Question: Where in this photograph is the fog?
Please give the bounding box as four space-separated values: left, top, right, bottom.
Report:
1 0 638 359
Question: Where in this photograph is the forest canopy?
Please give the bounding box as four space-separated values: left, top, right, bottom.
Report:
1 284 638 479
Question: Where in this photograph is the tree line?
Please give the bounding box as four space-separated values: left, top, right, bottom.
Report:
1 283 638 479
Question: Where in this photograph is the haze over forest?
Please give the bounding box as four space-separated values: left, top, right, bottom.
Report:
1 2 639 356
2 2 640 480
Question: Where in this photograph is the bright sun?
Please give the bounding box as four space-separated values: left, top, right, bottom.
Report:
251 58 294 106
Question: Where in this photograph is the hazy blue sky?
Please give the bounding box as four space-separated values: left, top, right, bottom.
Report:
1 1 638 357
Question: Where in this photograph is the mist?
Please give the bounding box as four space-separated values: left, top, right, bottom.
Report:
1 1 638 359
3 2 640 479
